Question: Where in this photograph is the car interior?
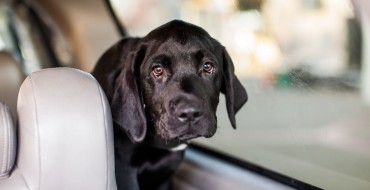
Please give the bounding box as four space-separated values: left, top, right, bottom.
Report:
1 0 369 189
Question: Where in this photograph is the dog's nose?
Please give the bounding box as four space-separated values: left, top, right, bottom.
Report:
175 105 204 123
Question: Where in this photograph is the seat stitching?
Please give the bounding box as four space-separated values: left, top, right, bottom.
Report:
5 105 10 172
8 104 14 173
29 75 42 189
1 104 6 174
13 79 32 189
97 84 110 190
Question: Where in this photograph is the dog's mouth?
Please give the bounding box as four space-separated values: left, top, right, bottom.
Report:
177 133 201 141
152 112 217 140
144 108 217 150
158 120 212 140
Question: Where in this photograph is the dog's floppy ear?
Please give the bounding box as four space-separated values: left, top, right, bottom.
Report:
102 39 147 143
221 48 248 129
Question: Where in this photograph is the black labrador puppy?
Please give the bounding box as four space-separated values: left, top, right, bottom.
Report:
92 20 247 190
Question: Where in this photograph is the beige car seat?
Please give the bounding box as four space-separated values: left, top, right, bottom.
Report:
0 67 117 190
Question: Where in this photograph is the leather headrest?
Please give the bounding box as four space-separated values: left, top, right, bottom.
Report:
15 67 116 189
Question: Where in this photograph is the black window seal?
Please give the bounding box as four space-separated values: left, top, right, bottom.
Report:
188 143 323 190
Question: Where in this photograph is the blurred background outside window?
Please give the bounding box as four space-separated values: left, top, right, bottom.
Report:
111 0 367 189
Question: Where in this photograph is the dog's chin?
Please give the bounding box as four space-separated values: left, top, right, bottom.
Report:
143 133 189 150
154 119 217 141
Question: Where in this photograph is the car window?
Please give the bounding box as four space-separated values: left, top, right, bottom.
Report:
111 0 369 189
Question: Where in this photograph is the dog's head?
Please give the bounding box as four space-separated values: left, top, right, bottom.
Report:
102 20 247 146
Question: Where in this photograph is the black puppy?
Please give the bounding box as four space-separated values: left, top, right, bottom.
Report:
92 20 247 190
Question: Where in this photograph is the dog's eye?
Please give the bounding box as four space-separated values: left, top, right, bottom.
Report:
152 66 164 77
203 63 214 74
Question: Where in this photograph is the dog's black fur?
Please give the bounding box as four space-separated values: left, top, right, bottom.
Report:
92 20 247 190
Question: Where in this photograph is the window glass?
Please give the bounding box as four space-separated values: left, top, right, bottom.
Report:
111 0 369 189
